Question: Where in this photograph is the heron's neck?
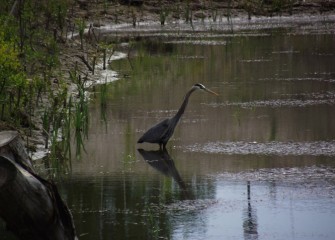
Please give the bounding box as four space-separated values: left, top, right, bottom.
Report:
172 88 196 123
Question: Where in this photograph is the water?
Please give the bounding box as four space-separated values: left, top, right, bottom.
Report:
60 27 335 239
2 20 335 239
58 28 335 239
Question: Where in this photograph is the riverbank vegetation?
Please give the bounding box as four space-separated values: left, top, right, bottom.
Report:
0 0 334 167
0 0 89 165
1 0 66 139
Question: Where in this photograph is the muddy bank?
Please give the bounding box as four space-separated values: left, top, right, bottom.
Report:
67 1 335 40
72 0 335 26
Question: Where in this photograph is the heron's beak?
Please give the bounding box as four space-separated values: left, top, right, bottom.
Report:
204 88 219 96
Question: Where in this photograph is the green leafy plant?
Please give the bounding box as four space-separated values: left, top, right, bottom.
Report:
0 29 27 121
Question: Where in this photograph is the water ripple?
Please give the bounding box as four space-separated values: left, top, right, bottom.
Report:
167 40 227 45
214 166 335 198
162 199 218 213
218 166 335 182
207 98 335 108
185 141 335 156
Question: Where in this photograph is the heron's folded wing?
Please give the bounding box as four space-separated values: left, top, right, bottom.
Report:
138 119 170 143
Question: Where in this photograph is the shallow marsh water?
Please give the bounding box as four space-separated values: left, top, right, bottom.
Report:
2 18 335 239
60 24 335 240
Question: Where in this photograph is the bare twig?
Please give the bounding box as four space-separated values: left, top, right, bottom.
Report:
75 55 93 72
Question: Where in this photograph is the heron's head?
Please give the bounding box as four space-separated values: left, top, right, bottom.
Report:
193 83 219 96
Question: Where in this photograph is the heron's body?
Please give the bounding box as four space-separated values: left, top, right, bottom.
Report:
137 83 218 149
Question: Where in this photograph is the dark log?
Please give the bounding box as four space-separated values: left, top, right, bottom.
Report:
0 131 77 240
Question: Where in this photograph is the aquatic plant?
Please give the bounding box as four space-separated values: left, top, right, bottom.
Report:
159 4 169 26
244 0 254 20
272 0 284 14
226 0 234 33
38 64 90 167
76 18 86 50
99 79 108 123
184 0 191 23
103 0 109 14
211 8 218 22
145 206 161 239
131 9 137 27
69 68 89 158
174 1 181 20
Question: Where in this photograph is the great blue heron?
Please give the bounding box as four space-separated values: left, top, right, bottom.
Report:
137 83 219 149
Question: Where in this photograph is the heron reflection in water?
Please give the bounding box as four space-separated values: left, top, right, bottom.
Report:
137 83 219 149
137 148 193 200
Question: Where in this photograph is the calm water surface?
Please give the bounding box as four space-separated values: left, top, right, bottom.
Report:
58 27 335 240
